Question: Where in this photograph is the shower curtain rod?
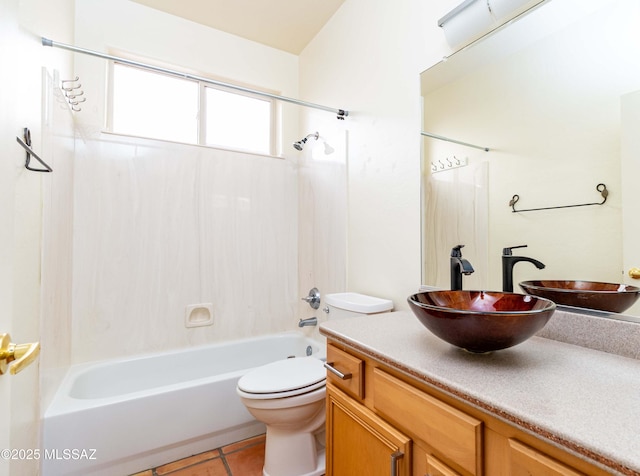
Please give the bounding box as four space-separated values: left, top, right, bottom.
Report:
41 37 349 120
421 131 490 152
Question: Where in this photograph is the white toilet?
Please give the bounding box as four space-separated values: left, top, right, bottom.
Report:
236 292 393 476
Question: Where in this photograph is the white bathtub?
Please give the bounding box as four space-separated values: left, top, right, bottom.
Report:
42 332 325 476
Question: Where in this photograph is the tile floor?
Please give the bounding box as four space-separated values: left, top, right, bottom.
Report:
130 434 266 476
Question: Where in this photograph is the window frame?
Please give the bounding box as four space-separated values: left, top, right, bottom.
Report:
106 60 278 156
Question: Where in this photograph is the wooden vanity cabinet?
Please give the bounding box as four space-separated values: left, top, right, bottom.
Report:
325 342 613 476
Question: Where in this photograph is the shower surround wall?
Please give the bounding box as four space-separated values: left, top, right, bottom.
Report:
71 136 299 363
69 0 304 363
40 72 75 412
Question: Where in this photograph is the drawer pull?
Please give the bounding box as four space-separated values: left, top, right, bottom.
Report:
390 450 403 476
324 361 352 380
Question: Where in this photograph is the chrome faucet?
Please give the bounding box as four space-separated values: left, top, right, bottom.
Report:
502 245 545 292
450 245 474 291
298 317 318 327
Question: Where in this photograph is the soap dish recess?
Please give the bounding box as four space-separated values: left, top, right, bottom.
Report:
185 303 214 328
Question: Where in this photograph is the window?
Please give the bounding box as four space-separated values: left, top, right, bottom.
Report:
109 62 275 155
204 87 272 153
111 64 198 144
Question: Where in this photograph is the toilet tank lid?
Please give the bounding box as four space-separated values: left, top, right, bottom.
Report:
325 293 393 314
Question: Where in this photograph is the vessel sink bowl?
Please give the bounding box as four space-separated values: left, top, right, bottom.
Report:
519 280 640 313
407 290 556 353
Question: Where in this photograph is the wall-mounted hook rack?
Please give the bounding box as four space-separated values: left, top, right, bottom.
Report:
61 76 85 112
510 183 607 213
16 128 52 173
430 156 468 174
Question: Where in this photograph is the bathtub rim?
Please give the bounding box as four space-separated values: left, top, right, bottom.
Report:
45 331 326 417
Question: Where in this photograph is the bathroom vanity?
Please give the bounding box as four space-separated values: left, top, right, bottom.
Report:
320 311 640 476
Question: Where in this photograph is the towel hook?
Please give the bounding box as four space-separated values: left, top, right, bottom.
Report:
66 90 84 99
16 128 52 173
61 77 80 91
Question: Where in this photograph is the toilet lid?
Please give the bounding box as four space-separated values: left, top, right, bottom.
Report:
238 357 326 395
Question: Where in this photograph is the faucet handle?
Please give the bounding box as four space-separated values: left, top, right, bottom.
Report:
451 244 465 257
301 288 321 309
503 244 528 256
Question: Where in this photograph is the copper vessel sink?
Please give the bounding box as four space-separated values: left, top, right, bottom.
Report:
408 290 556 353
519 280 640 313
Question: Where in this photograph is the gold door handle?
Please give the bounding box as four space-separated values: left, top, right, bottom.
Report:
629 268 640 279
0 333 40 375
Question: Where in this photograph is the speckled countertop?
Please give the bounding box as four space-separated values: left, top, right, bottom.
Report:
319 311 640 476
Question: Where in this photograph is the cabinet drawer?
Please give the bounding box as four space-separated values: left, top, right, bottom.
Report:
325 344 364 400
508 439 584 476
373 369 482 476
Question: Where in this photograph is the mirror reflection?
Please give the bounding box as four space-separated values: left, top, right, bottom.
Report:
420 0 640 317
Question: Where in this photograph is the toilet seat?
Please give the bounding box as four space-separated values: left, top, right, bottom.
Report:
237 357 326 399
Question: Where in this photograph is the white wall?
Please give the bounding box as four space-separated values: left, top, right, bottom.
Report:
296 111 348 339
299 0 458 310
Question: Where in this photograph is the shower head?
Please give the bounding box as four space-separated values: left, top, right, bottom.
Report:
293 132 319 151
323 141 335 155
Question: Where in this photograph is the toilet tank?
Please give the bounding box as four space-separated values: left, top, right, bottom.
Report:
324 293 393 319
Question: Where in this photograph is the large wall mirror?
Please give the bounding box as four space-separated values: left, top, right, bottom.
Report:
420 0 640 318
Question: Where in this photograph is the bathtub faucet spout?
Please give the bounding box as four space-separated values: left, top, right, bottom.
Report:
298 317 318 327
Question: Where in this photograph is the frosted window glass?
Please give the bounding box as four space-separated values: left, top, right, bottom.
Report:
112 64 198 144
205 87 271 154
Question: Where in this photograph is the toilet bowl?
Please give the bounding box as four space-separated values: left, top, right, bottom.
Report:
236 292 393 476
237 357 327 476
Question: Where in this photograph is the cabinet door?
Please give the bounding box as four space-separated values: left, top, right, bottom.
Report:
508 439 584 476
426 455 463 476
327 384 411 476
373 368 482 475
